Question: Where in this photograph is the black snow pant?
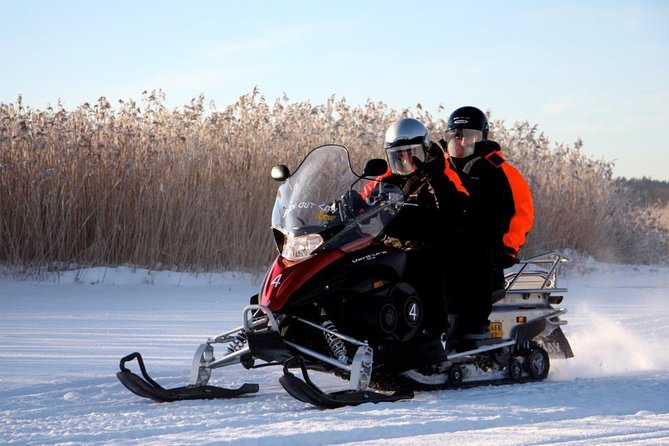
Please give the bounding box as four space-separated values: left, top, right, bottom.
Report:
444 242 494 335
404 248 448 332
492 266 506 293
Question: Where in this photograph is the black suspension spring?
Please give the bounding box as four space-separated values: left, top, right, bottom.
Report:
321 319 348 363
227 331 247 354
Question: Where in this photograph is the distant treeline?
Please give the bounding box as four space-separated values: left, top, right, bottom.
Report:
1 90 667 273
616 177 669 207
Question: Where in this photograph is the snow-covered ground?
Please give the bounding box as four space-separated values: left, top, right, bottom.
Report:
1 260 668 445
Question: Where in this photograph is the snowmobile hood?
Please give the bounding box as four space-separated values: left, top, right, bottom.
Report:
260 250 346 312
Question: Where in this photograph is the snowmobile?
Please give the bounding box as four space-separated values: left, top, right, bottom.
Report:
117 144 573 408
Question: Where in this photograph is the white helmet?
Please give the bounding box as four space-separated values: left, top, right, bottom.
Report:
383 118 428 175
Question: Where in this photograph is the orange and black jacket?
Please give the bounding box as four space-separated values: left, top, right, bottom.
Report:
445 140 534 264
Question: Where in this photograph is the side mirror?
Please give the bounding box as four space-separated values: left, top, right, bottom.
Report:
362 158 388 177
271 164 290 181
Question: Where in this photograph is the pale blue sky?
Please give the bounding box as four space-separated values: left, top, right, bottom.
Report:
2 0 668 180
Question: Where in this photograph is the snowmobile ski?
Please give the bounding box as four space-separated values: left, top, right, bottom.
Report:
116 352 259 402
278 356 413 409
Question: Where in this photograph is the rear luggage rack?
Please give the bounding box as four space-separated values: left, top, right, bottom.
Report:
505 252 569 294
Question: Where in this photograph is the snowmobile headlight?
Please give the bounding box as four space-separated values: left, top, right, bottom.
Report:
281 233 324 262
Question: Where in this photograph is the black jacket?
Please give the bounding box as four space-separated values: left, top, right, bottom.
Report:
448 141 533 266
376 172 468 250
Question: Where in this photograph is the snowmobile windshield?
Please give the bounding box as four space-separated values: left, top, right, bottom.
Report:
271 145 404 261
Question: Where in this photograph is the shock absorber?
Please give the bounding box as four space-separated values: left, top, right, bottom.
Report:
226 331 247 354
321 318 348 363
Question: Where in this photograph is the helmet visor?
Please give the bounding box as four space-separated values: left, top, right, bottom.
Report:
386 144 425 176
445 128 483 158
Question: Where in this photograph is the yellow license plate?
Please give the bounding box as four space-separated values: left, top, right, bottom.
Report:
489 321 503 338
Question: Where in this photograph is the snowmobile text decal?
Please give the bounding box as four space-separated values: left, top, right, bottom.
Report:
543 341 564 355
351 251 388 264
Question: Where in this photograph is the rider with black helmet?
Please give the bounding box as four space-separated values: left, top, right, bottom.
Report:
441 106 534 344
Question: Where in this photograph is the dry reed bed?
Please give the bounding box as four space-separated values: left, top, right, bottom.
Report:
1 90 666 272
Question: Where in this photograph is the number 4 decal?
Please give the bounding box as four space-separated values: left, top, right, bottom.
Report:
270 274 283 288
408 303 419 321
404 297 421 327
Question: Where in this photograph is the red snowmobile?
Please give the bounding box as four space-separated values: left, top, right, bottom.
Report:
117 144 573 408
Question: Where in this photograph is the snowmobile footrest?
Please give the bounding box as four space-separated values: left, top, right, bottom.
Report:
278 356 413 409
116 352 259 402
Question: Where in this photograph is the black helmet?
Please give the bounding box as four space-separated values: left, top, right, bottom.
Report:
383 118 429 175
445 106 489 158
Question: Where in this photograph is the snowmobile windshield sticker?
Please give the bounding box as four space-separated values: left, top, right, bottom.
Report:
282 201 318 218
316 212 336 222
351 251 388 264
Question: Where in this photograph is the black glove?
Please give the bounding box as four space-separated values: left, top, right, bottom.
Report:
496 251 518 269
412 142 445 177
342 189 366 215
